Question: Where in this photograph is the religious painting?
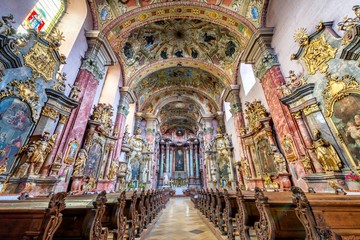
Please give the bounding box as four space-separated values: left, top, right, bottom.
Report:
281 136 297 162
256 138 276 175
0 97 33 174
330 94 360 166
175 148 185 171
84 142 103 177
64 139 79 165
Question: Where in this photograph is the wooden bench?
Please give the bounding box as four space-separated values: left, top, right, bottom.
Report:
254 187 306 240
235 187 260 240
0 192 66 240
53 191 108 240
292 186 360 239
223 189 240 240
215 188 226 235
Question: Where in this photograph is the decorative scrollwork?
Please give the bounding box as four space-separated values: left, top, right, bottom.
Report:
254 187 273 240
91 191 107 240
244 99 269 133
338 5 360 45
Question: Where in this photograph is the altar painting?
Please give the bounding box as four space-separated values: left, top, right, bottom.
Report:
256 138 276 175
175 148 185 171
84 142 103 177
331 94 360 166
0 97 33 174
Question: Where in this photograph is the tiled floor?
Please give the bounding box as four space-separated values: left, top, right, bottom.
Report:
146 197 217 240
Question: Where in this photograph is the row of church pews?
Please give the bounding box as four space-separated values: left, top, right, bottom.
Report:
194 187 360 240
0 189 170 240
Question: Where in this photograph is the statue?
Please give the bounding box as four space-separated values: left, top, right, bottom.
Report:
264 173 272 188
68 82 81 100
127 128 145 179
241 158 251 178
0 14 16 36
224 133 233 147
73 149 87 176
83 174 96 192
163 173 169 185
18 132 57 175
54 71 66 93
312 129 342 171
122 125 130 145
272 147 288 174
107 161 118 180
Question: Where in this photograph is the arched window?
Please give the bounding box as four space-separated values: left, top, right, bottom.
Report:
240 64 256 96
18 0 65 34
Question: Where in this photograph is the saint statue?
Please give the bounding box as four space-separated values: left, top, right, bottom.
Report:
272 147 288 174
54 71 66 93
107 161 118 180
241 158 251 178
73 149 87 176
68 82 81 100
312 129 342 171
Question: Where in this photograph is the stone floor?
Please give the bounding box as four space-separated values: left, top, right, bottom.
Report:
146 197 218 240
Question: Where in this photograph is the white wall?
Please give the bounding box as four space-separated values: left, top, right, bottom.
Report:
266 0 358 76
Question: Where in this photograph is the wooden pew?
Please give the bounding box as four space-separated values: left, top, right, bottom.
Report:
123 190 139 240
0 192 66 240
292 186 360 239
254 187 306 240
223 189 240 240
235 187 260 240
53 191 108 240
209 189 217 225
215 188 226 235
102 191 127 240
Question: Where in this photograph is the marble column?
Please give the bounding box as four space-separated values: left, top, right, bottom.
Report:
169 147 173 177
189 143 194 177
186 147 190 177
159 145 165 179
166 143 170 173
113 88 136 160
195 144 200 178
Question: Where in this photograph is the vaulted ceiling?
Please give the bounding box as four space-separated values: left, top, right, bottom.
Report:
89 0 268 135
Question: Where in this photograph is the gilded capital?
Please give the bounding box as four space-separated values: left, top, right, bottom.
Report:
303 104 320 116
42 106 59 120
59 114 69 124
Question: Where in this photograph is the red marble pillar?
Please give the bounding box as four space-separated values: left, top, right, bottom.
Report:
113 113 126 160
260 66 306 157
56 69 99 162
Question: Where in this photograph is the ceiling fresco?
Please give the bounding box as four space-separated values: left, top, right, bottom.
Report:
133 66 225 103
118 19 242 72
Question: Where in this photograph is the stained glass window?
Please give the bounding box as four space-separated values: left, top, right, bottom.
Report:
18 0 65 34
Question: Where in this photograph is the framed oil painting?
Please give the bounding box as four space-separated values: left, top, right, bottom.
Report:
175 148 185 172
84 141 103 177
0 97 34 174
323 76 360 168
328 94 360 167
256 138 277 175
64 139 79 165
281 136 297 162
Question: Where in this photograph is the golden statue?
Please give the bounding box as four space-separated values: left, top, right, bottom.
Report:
107 161 118 180
73 149 87 176
241 158 251 179
312 129 342 171
264 173 272 188
273 148 288 174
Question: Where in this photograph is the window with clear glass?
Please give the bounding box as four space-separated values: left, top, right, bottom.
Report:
240 64 256 96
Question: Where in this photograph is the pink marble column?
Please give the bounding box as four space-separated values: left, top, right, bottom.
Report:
113 113 126 160
55 69 99 166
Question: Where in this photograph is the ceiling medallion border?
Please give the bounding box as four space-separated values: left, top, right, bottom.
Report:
103 2 256 39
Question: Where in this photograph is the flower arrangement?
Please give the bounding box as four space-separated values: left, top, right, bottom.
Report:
345 173 360 183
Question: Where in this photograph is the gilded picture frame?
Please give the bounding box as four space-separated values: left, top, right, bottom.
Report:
281 136 297 162
323 74 360 168
64 139 79 165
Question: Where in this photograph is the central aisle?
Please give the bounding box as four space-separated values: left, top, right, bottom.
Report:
147 197 217 240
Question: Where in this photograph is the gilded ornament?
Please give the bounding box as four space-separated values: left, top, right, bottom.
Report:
322 73 359 117
244 99 268 133
292 111 302 119
301 35 337 75
59 114 69 124
91 103 114 134
315 21 324 31
338 5 360 45
47 28 65 48
68 82 81 100
303 103 320 116
24 42 58 81
293 28 309 46
42 106 59 120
